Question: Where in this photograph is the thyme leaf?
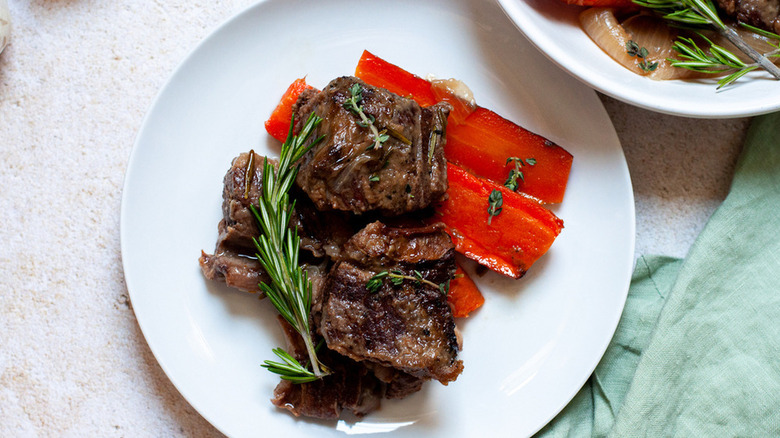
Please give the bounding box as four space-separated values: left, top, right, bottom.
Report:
504 157 536 192
626 40 660 72
487 189 503 225
366 270 448 293
343 83 388 151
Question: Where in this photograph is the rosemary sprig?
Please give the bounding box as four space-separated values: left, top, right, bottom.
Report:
670 35 763 87
504 157 537 191
343 83 389 151
249 113 330 382
633 0 780 85
366 269 450 295
261 348 320 384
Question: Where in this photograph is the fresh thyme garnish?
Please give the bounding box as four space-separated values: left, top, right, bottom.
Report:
343 83 389 150
487 189 503 225
369 174 380 182
366 269 450 295
504 157 537 191
626 40 660 72
249 113 330 383
633 0 780 87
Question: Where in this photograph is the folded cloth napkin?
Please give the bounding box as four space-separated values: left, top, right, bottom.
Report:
537 111 780 437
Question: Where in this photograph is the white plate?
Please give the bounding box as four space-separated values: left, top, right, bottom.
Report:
497 0 780 118
120 0 635 436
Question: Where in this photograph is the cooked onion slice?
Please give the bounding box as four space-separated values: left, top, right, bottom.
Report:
580 8 648 75
580 8 700 80
621 14 682 79
580 7 780 81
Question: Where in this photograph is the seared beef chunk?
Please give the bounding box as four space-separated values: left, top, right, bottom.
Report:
363 363 425 399
199 152 270 292
294 77 450 216
199 251 266 292
716 0 780 33
200 151 357 292
292 188 362 260
320 221 463 384
271 317 384 419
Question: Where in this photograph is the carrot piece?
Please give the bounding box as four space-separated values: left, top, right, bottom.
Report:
429 80 477 125
354 50 438 107
355 50 476 123
447 263 485 318
355 50 573 203
264 78 314 142
434 164 563 279
445 107 573 204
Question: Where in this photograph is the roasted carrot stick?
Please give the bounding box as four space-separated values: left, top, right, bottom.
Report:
264 78 314 143
447 263 485 318
355 50 572 203
354 50 438 107
445 108 573 204
434 164 563 279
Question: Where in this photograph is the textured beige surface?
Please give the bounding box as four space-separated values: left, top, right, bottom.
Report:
0 1 749 436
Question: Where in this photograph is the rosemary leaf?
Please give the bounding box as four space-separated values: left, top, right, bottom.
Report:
250 113 330 383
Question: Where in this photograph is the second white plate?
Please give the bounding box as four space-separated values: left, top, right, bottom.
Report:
498 0 780 118
121 0 636 437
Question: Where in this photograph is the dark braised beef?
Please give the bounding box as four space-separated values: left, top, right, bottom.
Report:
294 77 450 216
199 151 271 292
716 0 780 33
271 317 384 419
202 76 464 420
319 221 463 384
200 151 358 291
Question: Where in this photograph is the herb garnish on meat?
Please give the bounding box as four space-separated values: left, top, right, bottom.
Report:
342 83 389 151
366 269 451 295
249 113 331 383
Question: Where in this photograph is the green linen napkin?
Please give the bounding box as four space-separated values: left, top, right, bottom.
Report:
537 112 780 437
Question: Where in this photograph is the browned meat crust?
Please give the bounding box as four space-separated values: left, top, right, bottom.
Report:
294 77 450 216
200 152 358 292
319 221 463 384
716 0 780 33
270 318 384 419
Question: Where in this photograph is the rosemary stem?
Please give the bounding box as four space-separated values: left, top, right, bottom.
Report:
719 25 780 79
302 331 324 377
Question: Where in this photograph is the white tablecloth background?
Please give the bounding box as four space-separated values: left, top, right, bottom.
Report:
0 1 749 435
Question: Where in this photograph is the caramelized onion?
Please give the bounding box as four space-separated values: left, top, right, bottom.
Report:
580 8 648 75
580 7 780 81
621 14 685 80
